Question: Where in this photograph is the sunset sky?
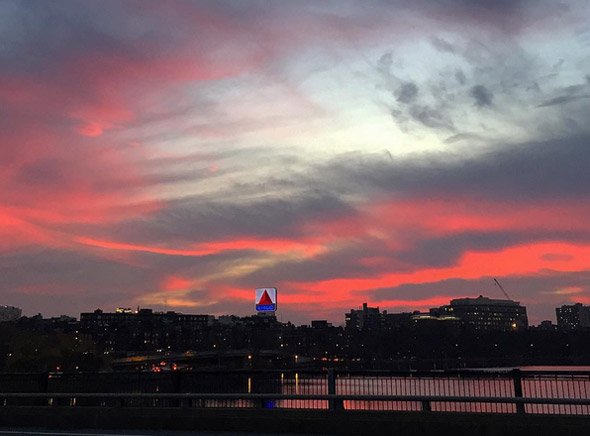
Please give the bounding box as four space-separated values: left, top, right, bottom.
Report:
2 0 590 324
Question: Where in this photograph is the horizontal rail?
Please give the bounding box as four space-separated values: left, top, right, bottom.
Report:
2 392 590 406
4 369 590 375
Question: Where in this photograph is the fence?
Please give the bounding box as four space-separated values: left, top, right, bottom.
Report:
0 369 589 416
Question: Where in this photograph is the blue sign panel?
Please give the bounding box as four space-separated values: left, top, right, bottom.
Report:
256 304 276 311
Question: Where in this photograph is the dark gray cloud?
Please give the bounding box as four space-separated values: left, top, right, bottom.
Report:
421 0 570 34
316 134 590 201
377 44 523 133
455 69 467 85
443 132 483 144
395 82 419 103
407 105 455 130
535 81 590 107
376 15 590 138
430 37 456 54
470 84 493 107
104 190 356 246
378 52 457 132
538 94 590 107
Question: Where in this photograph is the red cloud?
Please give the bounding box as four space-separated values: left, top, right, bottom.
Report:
287 242 590 298
162 276 193 292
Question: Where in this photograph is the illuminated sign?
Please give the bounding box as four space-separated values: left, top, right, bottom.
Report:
255 287 277 312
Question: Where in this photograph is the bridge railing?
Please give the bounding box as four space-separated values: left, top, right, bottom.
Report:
0 369 589 415
1 392 590 415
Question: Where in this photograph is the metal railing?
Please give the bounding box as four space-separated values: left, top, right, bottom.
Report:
1 392 590 414
0 369 589 416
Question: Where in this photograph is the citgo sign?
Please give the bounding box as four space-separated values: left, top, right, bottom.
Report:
255 287 277 312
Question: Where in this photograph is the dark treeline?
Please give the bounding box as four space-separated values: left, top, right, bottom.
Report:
0 315 102 372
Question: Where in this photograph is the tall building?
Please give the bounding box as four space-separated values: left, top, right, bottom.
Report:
434 295 528 331
0 305 22 322
556 303 590 329
345 303 382 331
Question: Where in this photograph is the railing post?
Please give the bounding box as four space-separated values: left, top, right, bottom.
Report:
328 369 343 410
172 371 182 407
512 369 525 414
39 372 50 393
39 372 51 406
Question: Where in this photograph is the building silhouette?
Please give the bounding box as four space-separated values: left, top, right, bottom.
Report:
80 308 212 352
556 303 590 330
345 303 381 331
0 306 22 322
432 295 528 331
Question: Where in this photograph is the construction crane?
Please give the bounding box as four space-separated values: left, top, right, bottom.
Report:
493 278 512 300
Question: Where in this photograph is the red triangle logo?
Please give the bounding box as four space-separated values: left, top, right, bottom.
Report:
258 290 273 305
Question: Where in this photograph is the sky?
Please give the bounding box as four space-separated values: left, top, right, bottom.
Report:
1 0 590 325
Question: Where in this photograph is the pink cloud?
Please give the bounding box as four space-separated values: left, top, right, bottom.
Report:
77 122 104 137
286 242 590 299
76 236 326 258
161 276 193 292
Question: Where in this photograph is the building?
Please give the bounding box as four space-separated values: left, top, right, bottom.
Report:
382 311 414 330
556 303 590 329
80 308 213 351
345 303 382 331
310 320 332 329
410 312 461 327
535 320 558 331
0 305 22 322
433 295 528 331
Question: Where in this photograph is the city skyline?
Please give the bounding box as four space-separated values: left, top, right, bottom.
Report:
2 1 590 324
9 294 588 329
